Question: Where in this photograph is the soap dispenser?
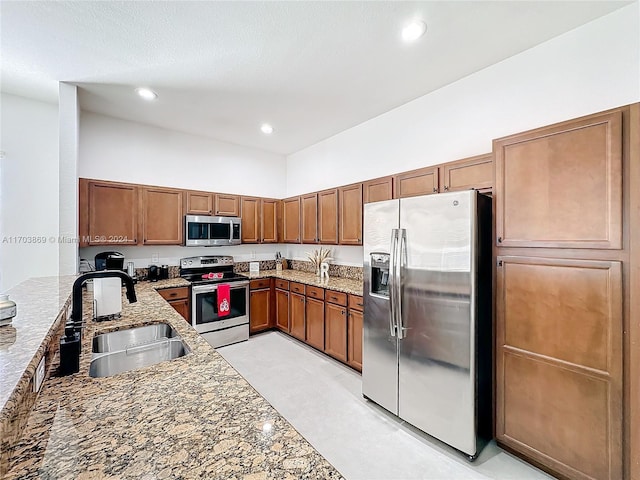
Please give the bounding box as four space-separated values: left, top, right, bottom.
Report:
59 325 80 376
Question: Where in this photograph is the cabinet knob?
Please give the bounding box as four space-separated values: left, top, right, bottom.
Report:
497 237 502 243
444 186 449 191
341 310 345 314
433 187 437 193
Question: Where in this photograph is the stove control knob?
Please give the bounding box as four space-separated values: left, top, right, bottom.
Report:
188 260 193 265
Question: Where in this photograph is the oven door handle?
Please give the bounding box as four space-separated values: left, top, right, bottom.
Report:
192 280 249 294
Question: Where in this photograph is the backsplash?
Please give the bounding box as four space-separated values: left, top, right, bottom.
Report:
287 260 363 281
132 260 362 281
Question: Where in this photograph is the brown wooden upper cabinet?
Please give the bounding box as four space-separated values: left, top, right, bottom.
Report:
440 153 493 193
363 176 393 204
394 166 439 198
318 188 339 244
84 180 139 246
260 199 278 243
242 196 278 244
494 109 622 249
339 183 363 245
185 191 213 215
283 196 301 243
301 193 318 243
214 193 240 217
141 187 183 245
241 196 260 243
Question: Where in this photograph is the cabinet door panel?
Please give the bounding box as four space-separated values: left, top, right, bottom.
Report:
215 194 240 216
261 199 278 243
363 177 393 204
318 189 338 244
241 197 260 243
88 182 139 245
306 297 325 351
289 292 306 341
348 309 363 371
441 154 493 192
494 110 622 249
283 197 301 243
276 289 289 331
169 299 190 322
339 184 362 245
496 256 622 480
186 191 213 215
325 302 347 362
394 167 438 198
301 193 318 243
142 187 183 245
250 288 271 333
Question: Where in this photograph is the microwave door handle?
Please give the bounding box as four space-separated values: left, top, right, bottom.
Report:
229 220 233 241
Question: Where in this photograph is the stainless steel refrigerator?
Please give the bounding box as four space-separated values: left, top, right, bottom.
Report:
362 190 492 460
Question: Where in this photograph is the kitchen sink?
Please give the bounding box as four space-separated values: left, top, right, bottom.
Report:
92 323 180 353
89 323 190 378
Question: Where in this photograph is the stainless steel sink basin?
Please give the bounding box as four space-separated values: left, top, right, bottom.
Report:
89 323 189 378
92 323 180 353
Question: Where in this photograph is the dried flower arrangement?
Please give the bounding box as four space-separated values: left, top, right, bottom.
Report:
307 247 332 275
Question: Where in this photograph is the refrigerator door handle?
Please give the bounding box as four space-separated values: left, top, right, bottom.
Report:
388 229 398 337
396 228 406 339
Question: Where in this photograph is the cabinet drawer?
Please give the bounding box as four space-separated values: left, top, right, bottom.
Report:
306 285 324 299
158 286 189 301
348 294 363 311
326 290 347 306
250 279 271 290
275 279 290 290
290 282 306 294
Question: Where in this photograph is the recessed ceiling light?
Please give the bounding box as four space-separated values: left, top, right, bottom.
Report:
261 123 274 135
135 87 158 101
402 20 427 43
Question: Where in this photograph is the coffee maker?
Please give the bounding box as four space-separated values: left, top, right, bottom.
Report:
94 251 125 271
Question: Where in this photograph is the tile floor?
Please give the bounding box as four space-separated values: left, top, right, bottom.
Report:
218 331 553 480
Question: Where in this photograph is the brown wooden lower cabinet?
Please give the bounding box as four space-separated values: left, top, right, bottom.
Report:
249 288 271 333
347 309 363 372
305 297 324 351
275 288 289 331
496 256 623 480
325 302 347 363
158 287 190 322
289 292 306 341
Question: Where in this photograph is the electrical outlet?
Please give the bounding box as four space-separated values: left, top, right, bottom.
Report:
33 356 45 393
151 253 159 263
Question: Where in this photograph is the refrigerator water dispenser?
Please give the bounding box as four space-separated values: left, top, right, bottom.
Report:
370 253 390 297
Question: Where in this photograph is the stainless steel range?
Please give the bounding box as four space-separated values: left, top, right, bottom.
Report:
180 256 249 348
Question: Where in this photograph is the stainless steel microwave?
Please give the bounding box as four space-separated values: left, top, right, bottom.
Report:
185 215 241 246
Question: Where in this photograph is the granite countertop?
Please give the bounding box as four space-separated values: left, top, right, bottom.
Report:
245 270 363 296
5 279 343 479
0 276 76 419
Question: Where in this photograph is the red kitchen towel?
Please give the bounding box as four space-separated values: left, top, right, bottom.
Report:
218 284 231 317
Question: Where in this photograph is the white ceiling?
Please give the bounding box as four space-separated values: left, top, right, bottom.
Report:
0 1 631 155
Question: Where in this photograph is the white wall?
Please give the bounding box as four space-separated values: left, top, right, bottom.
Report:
286 4 640 195
78 112 289 267
79 112 287 198
0 93 60 291
59 83 79 276
285 4 640 266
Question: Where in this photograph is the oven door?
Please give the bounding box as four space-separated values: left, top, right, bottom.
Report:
191 281 249 333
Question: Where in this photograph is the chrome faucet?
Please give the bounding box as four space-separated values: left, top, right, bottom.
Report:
70 270 137 326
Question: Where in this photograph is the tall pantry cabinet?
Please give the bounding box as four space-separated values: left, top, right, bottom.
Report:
494 105 639 480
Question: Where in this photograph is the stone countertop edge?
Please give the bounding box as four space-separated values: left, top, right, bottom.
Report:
3 277 344 479
244 270 363 296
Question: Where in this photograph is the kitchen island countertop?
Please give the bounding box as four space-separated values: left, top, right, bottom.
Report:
5 279 344 479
